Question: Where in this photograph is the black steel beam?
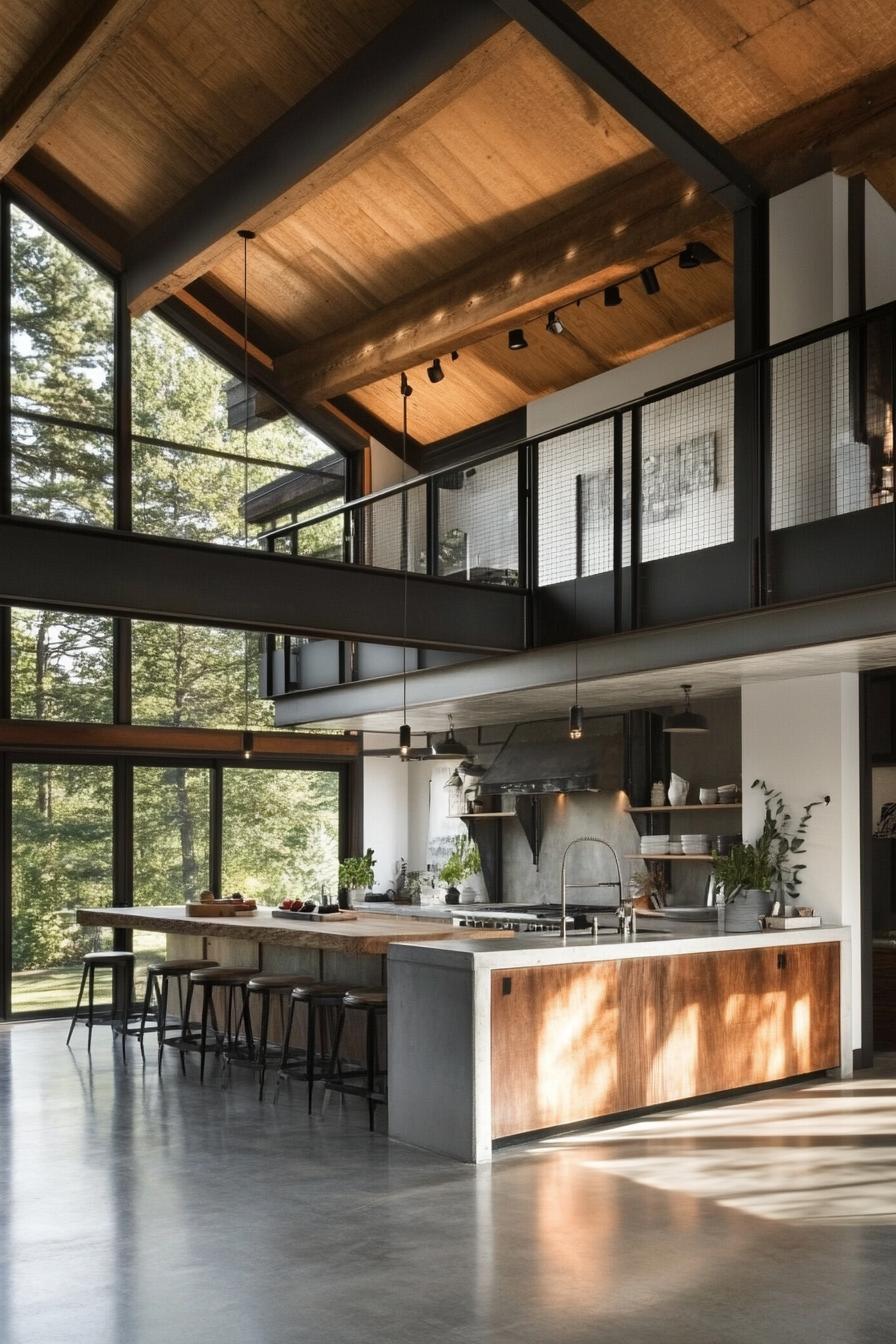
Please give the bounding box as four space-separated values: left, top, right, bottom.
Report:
0 517 526 654
124 0 507 307
732 202 769 357
492 0 762 212
275 583 896 723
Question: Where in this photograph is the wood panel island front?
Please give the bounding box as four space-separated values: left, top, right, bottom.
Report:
387 925 851 1163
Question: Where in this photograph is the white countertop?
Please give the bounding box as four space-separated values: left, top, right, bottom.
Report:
388 923 849 971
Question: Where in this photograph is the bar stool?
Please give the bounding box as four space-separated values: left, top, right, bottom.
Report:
224 973 315 1100
137 958 219 1071
274 983 354 1112
324 989 388 1131
173 967 257 1083
66 950 137 1059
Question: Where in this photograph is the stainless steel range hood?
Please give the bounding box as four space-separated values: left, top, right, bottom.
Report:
478 740 602 795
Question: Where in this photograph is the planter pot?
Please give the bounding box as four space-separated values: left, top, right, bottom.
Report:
346 886 365 908
721 887 774 933
444 886 461 905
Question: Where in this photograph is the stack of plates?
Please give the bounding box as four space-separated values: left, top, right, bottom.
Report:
641 834 670 856
681 833 710 855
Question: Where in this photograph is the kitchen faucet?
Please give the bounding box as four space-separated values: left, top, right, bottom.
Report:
559 837 624 944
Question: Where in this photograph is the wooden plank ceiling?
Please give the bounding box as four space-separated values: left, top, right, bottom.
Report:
4 0 896 445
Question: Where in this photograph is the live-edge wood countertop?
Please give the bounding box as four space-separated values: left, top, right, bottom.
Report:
76 906 514 955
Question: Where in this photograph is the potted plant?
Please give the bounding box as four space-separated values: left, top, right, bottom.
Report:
712 781 830 931
338 848 375 907
439 835 481 905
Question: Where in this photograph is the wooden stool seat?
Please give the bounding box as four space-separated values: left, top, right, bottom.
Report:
189 966 256 986
246 973 315 993
82 950 135 966
291 982 354 1002
343 989 388 1010
148 958 218 976
276 983 357 1112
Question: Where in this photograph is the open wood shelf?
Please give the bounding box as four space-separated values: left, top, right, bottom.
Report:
625 854 715 862
626 804 741 813
458 812 515 819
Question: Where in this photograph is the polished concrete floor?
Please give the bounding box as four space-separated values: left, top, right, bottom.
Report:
1 1023 894 1344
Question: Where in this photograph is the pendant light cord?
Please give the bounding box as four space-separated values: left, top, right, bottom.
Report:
401 376 409 728
240 230 253 739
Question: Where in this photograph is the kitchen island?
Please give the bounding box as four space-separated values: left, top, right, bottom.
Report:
388 924 851 1162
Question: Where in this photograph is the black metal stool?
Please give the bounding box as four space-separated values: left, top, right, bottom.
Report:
274 982 354 1112
224 973 315 1099
66 950 137 1058
137 958 219 1072
171 967 256 1083
324 989 388 1130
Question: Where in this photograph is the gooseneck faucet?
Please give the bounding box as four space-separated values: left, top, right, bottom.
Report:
559 837 624 944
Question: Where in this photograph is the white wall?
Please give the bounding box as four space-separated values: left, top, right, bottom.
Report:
362 757 408 893
769 174 850 343
369 437 415 490
528 322 735 439
741 674 862 1051
865 179 896 309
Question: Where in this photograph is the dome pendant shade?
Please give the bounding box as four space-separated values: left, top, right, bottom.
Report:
431 716 469 758
663 684 708 734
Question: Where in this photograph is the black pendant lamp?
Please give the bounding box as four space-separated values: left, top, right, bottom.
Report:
664 684 709 734
431 715 469 758
398 372 413 759
238 228 256 759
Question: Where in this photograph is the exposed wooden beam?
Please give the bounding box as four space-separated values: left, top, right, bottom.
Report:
275 62 896 405
0 719 360 761
493 0 762 212
5 150 124 271
0 0 156 178
276 157 720 403
123 0 512 316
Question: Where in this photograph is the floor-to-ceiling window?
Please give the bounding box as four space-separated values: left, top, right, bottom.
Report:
221 767 340 905
10 763 115 1015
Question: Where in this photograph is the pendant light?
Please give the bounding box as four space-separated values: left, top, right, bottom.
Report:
663 683 709 734
398 371 413 759
238 228 256 761
431 714 470 758
568 420 585 741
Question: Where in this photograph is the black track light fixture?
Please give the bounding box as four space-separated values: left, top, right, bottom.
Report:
427 357 444 384
640 266 661 295
679 241 720 270
450 350 459 361
604 285 622 307
546 310 564 335
508 328 528 350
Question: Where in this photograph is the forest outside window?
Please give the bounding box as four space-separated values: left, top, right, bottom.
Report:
10 608 113 722
9 205 115 527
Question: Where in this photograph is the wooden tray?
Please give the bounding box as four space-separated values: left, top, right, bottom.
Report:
186 902 257 918
271 909 358 922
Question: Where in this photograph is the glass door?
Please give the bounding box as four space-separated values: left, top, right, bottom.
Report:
11 762 114 1015
220 766 340 906
132 765 211 990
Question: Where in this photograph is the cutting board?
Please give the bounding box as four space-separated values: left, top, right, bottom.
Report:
271 909 358 922
186 901 256 918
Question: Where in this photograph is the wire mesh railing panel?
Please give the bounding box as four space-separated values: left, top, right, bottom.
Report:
537 419 615 584
771 322 894 530
436 453 519 585
361 484 427 572
639 376 734 562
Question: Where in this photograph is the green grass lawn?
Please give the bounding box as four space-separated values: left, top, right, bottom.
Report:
12 949 163 1017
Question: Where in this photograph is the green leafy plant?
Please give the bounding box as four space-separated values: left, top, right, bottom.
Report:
338 848 375 890
712 843 774 901
712 782 830 902
439 835 481 888
752 779 830 899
